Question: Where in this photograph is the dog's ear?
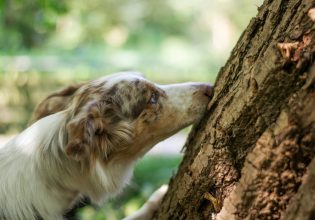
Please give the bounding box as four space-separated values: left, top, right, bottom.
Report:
30 84 82 124
65 100 134 161
65 116 91 161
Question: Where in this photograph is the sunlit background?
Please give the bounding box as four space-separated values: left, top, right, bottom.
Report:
0 0 262 219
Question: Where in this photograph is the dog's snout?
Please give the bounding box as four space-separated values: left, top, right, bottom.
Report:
204 85 213 98
195 83 213 99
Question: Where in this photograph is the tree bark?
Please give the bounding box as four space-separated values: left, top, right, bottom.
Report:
282 156 315 220
154 0 315 219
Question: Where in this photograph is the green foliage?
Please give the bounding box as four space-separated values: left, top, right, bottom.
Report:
0 70 86 133
0 0 68 50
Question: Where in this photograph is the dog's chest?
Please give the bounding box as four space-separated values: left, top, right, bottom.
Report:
96 162 134 197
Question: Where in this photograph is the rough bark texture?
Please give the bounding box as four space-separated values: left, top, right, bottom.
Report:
282 156 315 220
154 0 315 219
217 64 315 220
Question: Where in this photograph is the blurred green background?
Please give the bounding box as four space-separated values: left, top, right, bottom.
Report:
0 0 262 219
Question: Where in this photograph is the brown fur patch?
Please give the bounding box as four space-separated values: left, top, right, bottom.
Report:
30 84 83 123
107 85 118 96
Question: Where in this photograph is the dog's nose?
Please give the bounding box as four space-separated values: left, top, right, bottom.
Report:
204 85 213 98
199 84 213 99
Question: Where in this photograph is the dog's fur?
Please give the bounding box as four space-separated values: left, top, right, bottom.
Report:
30 84 82 124
0 72 212 220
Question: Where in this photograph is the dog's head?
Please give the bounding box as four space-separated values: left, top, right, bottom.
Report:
51 72 213 162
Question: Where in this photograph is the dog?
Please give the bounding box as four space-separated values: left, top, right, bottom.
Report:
0 72 213 220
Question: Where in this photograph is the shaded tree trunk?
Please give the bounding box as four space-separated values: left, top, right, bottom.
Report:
154 0 315 219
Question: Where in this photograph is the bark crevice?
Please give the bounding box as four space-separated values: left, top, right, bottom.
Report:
154 1 315 219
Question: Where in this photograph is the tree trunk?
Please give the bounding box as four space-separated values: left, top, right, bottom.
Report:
154 0 315 219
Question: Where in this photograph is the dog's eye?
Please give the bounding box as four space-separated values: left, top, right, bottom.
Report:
148 92 159 104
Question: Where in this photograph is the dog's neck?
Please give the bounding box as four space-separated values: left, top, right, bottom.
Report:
0 111 134 220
